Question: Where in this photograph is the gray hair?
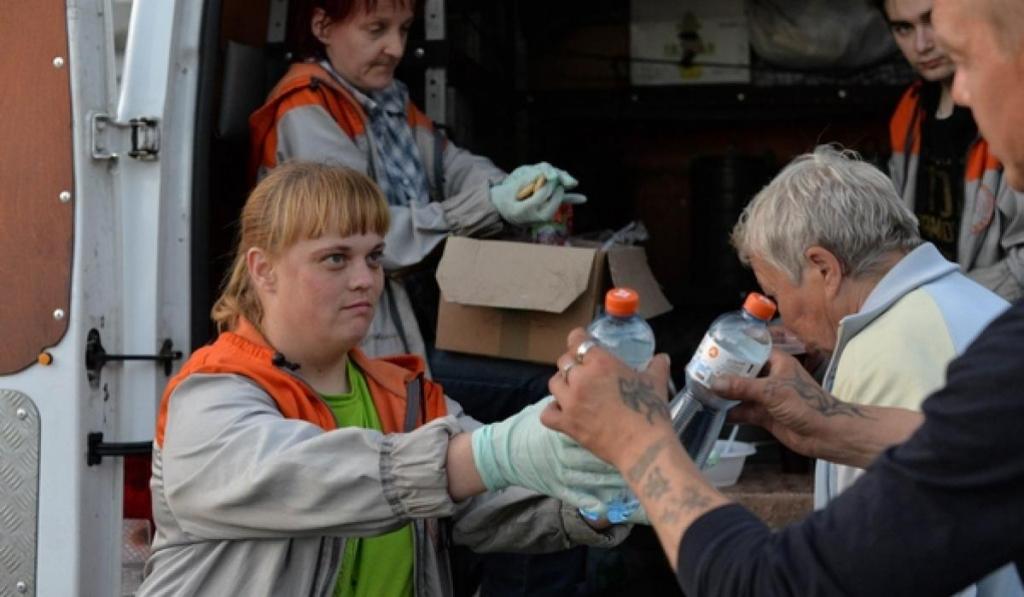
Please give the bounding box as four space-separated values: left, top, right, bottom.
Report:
731 145 921 282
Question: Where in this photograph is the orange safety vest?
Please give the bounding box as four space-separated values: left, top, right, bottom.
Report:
889 80 1008 259
155 317 448 448
247 62 436 183
889 80 1002 199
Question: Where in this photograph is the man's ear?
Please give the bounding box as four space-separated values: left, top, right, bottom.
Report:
804 246 844 298
311 8 332 44
246 247 276 294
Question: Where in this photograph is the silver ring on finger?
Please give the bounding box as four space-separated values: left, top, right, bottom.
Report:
575 338 598 364
561 361 576 384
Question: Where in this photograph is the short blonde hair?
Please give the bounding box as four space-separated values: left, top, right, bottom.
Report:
731 145 921 282
212 162 389 331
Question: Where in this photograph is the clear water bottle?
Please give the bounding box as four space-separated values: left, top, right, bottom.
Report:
580 287 655 523
670 292 776 469
587 288 656 370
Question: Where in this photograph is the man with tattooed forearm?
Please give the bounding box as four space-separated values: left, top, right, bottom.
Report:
542 144 1024 593
544 315 1024 595
542 328 923 585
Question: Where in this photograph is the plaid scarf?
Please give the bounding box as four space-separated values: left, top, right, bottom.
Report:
320 62 431 206
367 82 432 206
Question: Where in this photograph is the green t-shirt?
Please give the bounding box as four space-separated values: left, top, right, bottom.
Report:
321 360 413 597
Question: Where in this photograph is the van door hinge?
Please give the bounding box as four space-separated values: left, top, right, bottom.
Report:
90 113 160 160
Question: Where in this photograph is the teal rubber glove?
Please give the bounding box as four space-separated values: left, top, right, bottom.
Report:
471 396 627 513
490 162 588 226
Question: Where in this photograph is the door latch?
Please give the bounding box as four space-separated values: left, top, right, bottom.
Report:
85 328 182 387
86 432 151 466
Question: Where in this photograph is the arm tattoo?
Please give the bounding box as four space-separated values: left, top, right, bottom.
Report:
642 465 670 501
627 439 667 484
618 377 670 424
658 487 713 526
766 373 874 419
629 439 718 526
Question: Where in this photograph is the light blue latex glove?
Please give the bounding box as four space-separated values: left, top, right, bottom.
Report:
489 162 588 226
471 396 627 513
586 487 651 525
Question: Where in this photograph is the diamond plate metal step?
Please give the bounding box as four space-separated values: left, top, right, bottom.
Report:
0 390 38 597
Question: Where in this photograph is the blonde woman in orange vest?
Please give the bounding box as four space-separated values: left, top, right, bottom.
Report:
873 0 1024 301
249 0 586 362
136 162 628 597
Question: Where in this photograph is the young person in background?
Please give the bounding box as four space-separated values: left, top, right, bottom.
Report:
877 0 1024 301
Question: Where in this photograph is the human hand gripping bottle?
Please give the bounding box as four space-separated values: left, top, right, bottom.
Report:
669 292 776 469
579 287 656 523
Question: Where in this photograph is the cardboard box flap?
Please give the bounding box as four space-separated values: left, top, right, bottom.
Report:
607 246 674 319
437 237 598 313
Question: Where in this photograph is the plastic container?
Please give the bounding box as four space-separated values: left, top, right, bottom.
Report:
702 440 757 487
669 292 775 469
580 288 655 523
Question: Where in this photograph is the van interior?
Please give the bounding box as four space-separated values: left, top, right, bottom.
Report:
187 0 908 366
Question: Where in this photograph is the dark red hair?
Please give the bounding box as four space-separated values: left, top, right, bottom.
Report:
288 0 417 60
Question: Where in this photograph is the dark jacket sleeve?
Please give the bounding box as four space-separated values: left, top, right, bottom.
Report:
677 302 1024 597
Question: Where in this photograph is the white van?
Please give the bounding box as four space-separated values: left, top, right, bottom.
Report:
0 1 447 594
2 1 202 594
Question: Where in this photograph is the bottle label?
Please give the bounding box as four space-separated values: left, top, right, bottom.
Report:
686 333 759 387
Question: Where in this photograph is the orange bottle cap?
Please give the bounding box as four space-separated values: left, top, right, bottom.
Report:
743 292 776 321
605 287 640 317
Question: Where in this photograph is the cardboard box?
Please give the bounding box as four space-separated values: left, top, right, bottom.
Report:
630 0 750 86
435 237 672 364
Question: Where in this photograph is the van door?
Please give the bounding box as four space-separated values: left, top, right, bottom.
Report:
0 1 202 594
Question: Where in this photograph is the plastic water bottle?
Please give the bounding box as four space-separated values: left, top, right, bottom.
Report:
580 287 655 523
669 292 775 469
587 288 656 370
